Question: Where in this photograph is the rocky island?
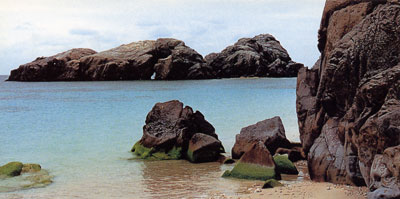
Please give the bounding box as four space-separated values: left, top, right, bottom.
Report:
7 34 303 81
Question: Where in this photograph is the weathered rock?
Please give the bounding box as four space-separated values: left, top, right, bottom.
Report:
132 100 224 163
368 146 400 198
8 39 206 81
7 48 97 81
0 162 23 177
273 155 298 175
232 116 291 159
223 141 280 180
262 179 283 189
275 142 306 162
187 133 224 163
205 34 303 78
21 164 41 173
296 0 400 193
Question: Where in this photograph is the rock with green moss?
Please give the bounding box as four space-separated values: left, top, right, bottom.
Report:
132 100 224 163
0 162 23 177
131 141 182 160
22 164 41 173
223 158 235 164
262 179 283 189
223 141 280 180
222 170 231 177
273 154 298 175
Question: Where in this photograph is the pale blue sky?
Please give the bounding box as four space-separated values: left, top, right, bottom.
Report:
0 0 325 75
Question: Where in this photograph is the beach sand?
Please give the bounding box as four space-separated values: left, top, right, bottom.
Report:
209 161 368 199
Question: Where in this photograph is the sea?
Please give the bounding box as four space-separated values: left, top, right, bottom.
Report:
0 75 300 198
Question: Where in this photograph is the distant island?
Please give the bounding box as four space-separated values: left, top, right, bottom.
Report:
7 34 303 81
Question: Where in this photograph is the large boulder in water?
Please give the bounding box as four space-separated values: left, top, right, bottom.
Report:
131 100 224 162
222 141 279 180
0 162 23 177
231 116 291 159
205 34 303 78
296 0 400 195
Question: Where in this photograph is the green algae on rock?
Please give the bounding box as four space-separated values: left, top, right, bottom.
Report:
0 162 23 177
262 179 283 189
22 164 42 173
273 155 298 175
131 141 182 160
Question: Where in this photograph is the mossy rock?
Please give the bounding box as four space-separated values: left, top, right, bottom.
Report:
262 179 283 189
222 170 231 178
22 164 41 173
0 162 23 177
228 162 280 181
131 141 182 160
273 155 298 175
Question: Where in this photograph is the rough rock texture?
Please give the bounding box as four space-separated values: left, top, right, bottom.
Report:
131 100 224 162
8 39 206 81
0 162 23 177
296 0 400 195
7 48 97 81
231 116 291 159
205 34 303 78
8 35 302 81
223 141 279 180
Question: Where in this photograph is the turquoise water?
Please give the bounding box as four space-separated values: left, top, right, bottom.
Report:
0 76 299 198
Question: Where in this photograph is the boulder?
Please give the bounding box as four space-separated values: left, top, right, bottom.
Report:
223 141 280 181
0 162 23 177
205 34 303 78
21 164 41 173
296 0 400 193
273 155 298 175
262 179 283 189
131 100 224 163
187 133 224 163
232 116 291 159
275 147 306 162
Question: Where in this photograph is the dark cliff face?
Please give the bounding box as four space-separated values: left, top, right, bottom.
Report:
7 35 302 81
296 0 400 196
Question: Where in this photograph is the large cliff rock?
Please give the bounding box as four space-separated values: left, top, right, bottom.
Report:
205 34 303 78
7 39 208 81
131 100 224 162
296 0 400 197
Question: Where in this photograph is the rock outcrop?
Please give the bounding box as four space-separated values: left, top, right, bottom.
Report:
231 116 292 159
205 34 303 78
296 0 400 197
8 35 302 81
131 100 224 162
223 141 280 180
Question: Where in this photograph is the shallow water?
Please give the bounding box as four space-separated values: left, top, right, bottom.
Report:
0 76 300 198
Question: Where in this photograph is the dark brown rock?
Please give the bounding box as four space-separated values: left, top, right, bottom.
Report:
132 100 223 163
205 34 303 78
7 48 97 81
275 146 306 162
296 0 400 192
187 133 224 163
231 116 291 159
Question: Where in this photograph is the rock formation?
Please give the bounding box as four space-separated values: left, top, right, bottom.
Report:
296 0 400 197
131 100 224 163
205 34 303 78
7 35 302 81
231 116 292 159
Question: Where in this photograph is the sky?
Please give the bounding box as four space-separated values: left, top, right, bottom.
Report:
0 0 326 75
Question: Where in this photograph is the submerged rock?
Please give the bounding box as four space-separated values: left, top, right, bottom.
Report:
0 162 23 177
231 116 291 159
205 34 303 78
132 100 224 163
262 179 283 189
296 0 400 195
223 141 279 181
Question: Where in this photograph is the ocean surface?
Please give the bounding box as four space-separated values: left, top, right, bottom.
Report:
0 75 300 198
